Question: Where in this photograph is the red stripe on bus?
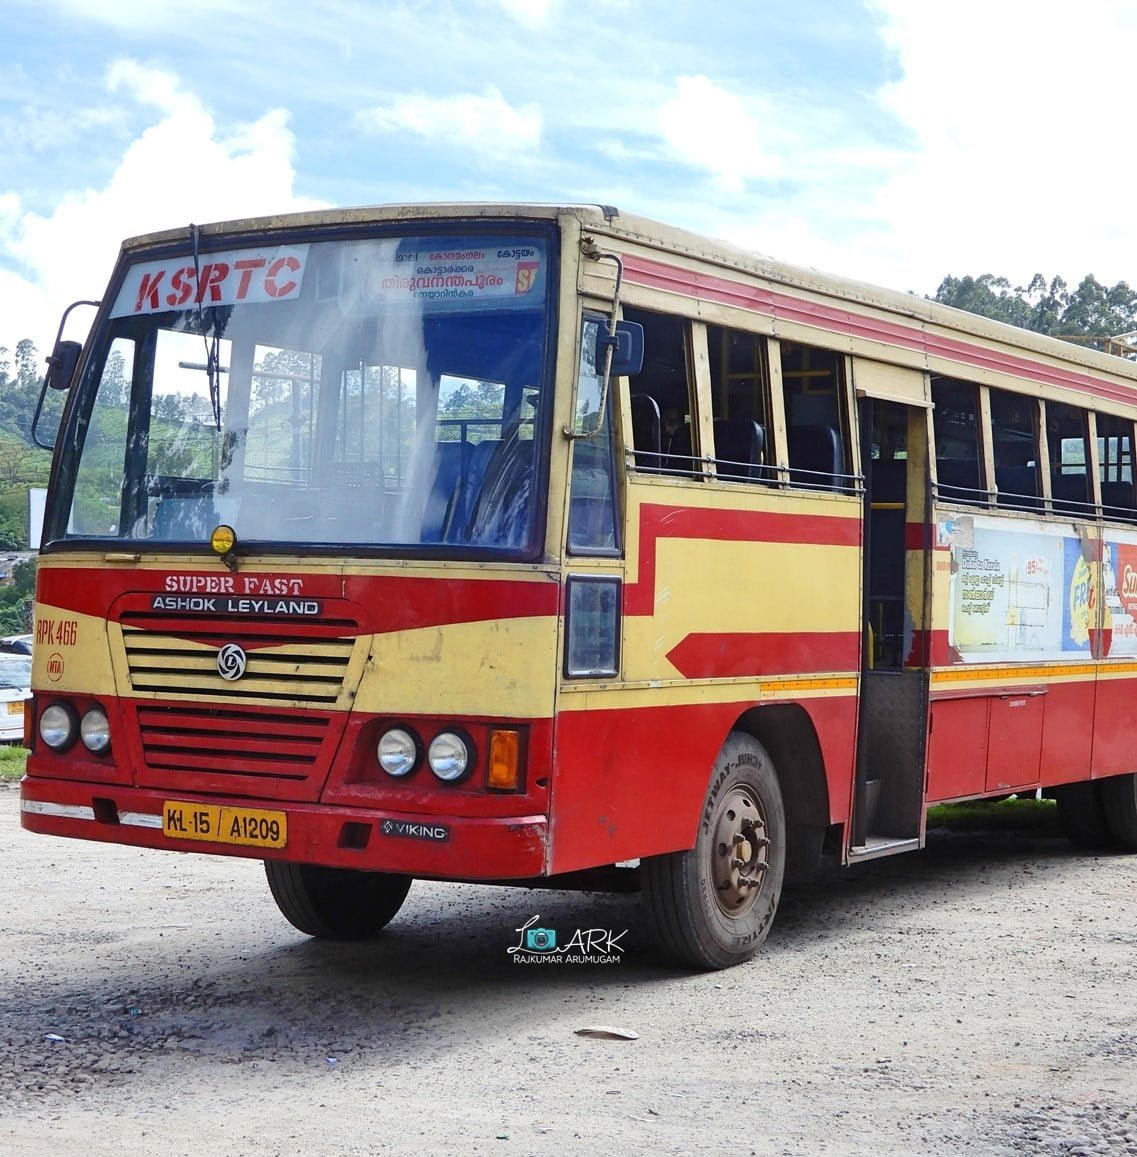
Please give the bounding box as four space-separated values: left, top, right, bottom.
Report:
623 255 1137 407
624 503 861 616
37 569 558 634
665 630 860 679
343 576 559 634
905 521 933 551
904 628 959 667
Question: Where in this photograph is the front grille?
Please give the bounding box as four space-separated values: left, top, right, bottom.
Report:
135 703 331 782
115 600 363 799
118 607 359 707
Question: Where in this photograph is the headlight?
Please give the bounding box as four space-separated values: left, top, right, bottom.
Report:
39 703 78 750
377 728 418 777
80 707 111 754
428 731 472 782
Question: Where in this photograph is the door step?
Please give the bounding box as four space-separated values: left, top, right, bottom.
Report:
848 835 922 861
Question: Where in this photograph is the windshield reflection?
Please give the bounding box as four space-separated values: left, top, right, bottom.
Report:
58 232 553 554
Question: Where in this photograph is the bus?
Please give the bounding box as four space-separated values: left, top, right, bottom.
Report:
20 203 1137 970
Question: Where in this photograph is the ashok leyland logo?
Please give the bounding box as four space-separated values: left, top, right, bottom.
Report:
508 914 626 964
216 643 248 680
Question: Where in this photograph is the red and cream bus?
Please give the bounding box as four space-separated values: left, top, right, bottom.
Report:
21 203 1137 969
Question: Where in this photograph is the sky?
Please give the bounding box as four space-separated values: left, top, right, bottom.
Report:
3 0 1137 361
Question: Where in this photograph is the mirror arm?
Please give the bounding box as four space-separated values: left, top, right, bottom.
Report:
566 246 624 440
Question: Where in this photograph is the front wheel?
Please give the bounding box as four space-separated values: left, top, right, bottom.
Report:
642 732 786 970
264 861 412 940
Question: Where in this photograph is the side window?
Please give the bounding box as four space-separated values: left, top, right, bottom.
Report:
149 328 231 484
781 341 852 491
989 387 1040 509
931 377 984 504
250 345 320 486
330 355 410 490
69 336 137 536
706 325 772 483
1097 412 1136 521
568 317 618 554
1046 401 1090 513
143 330 232 540
621 306 697 477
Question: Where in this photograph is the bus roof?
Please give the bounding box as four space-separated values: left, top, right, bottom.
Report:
116 201 1137 392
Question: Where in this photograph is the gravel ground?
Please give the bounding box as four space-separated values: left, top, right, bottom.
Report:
3 783 1137 1155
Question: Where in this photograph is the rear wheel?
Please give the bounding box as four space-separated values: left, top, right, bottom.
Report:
1054 780 1113 850
642 732 786 970
264 861 412 940
1100 773 1137 852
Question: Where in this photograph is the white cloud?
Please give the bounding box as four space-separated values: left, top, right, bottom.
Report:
107 58 199 118
34 0 249 32
356 85 542 160
494 0 558 29
863 0 1137 290
0 61 323 358
658 75 780 193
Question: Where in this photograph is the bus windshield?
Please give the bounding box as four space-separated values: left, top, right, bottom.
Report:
52 230 553 553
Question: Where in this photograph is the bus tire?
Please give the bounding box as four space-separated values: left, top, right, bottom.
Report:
642 732 785 970
1053 781 1113 851
264 861 412 940
1100 773 1137 852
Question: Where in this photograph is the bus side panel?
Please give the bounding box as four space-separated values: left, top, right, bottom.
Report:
928 677 1095 801
547 694 856 875
1039 677 1095 786
925 697 989 800
1091 670 1137 776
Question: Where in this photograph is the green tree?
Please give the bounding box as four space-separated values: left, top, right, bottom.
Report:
933 275 1035 329
0 557 36 634
934 273 1137 350
15 339 39 389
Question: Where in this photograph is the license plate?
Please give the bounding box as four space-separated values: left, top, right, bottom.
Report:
162 801 287 849
6 701 23 716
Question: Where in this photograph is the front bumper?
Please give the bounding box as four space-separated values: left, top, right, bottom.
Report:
19 777 549 880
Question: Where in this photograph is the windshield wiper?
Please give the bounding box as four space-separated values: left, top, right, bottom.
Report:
190 223 223 431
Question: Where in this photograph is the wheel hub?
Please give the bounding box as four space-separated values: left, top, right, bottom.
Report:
711 785 770 916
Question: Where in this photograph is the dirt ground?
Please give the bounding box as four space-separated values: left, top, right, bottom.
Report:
3 784 1137 1156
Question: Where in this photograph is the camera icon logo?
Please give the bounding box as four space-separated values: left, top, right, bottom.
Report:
525 926 557 952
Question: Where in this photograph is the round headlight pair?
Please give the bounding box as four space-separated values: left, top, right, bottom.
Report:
39 703 111 754
376 727 472 782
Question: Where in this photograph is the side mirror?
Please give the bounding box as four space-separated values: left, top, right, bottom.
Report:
597 321 644 378
44 339 82 392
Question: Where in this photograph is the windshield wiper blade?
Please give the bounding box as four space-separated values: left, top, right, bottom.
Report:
190 223 223 432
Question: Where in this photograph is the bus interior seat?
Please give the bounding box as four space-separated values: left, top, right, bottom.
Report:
466 435 533 545
788 424 844 490
995 465 1040 509
1050 470 1089 512
935 459 983 502
713 418 766 481
1101 479 1137 518
420 442 464 541
422 439 501 542
464 439 502 524
630 394 662 470
663 423 697 476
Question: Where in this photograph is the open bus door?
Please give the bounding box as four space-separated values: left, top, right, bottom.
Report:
850 387 932 859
